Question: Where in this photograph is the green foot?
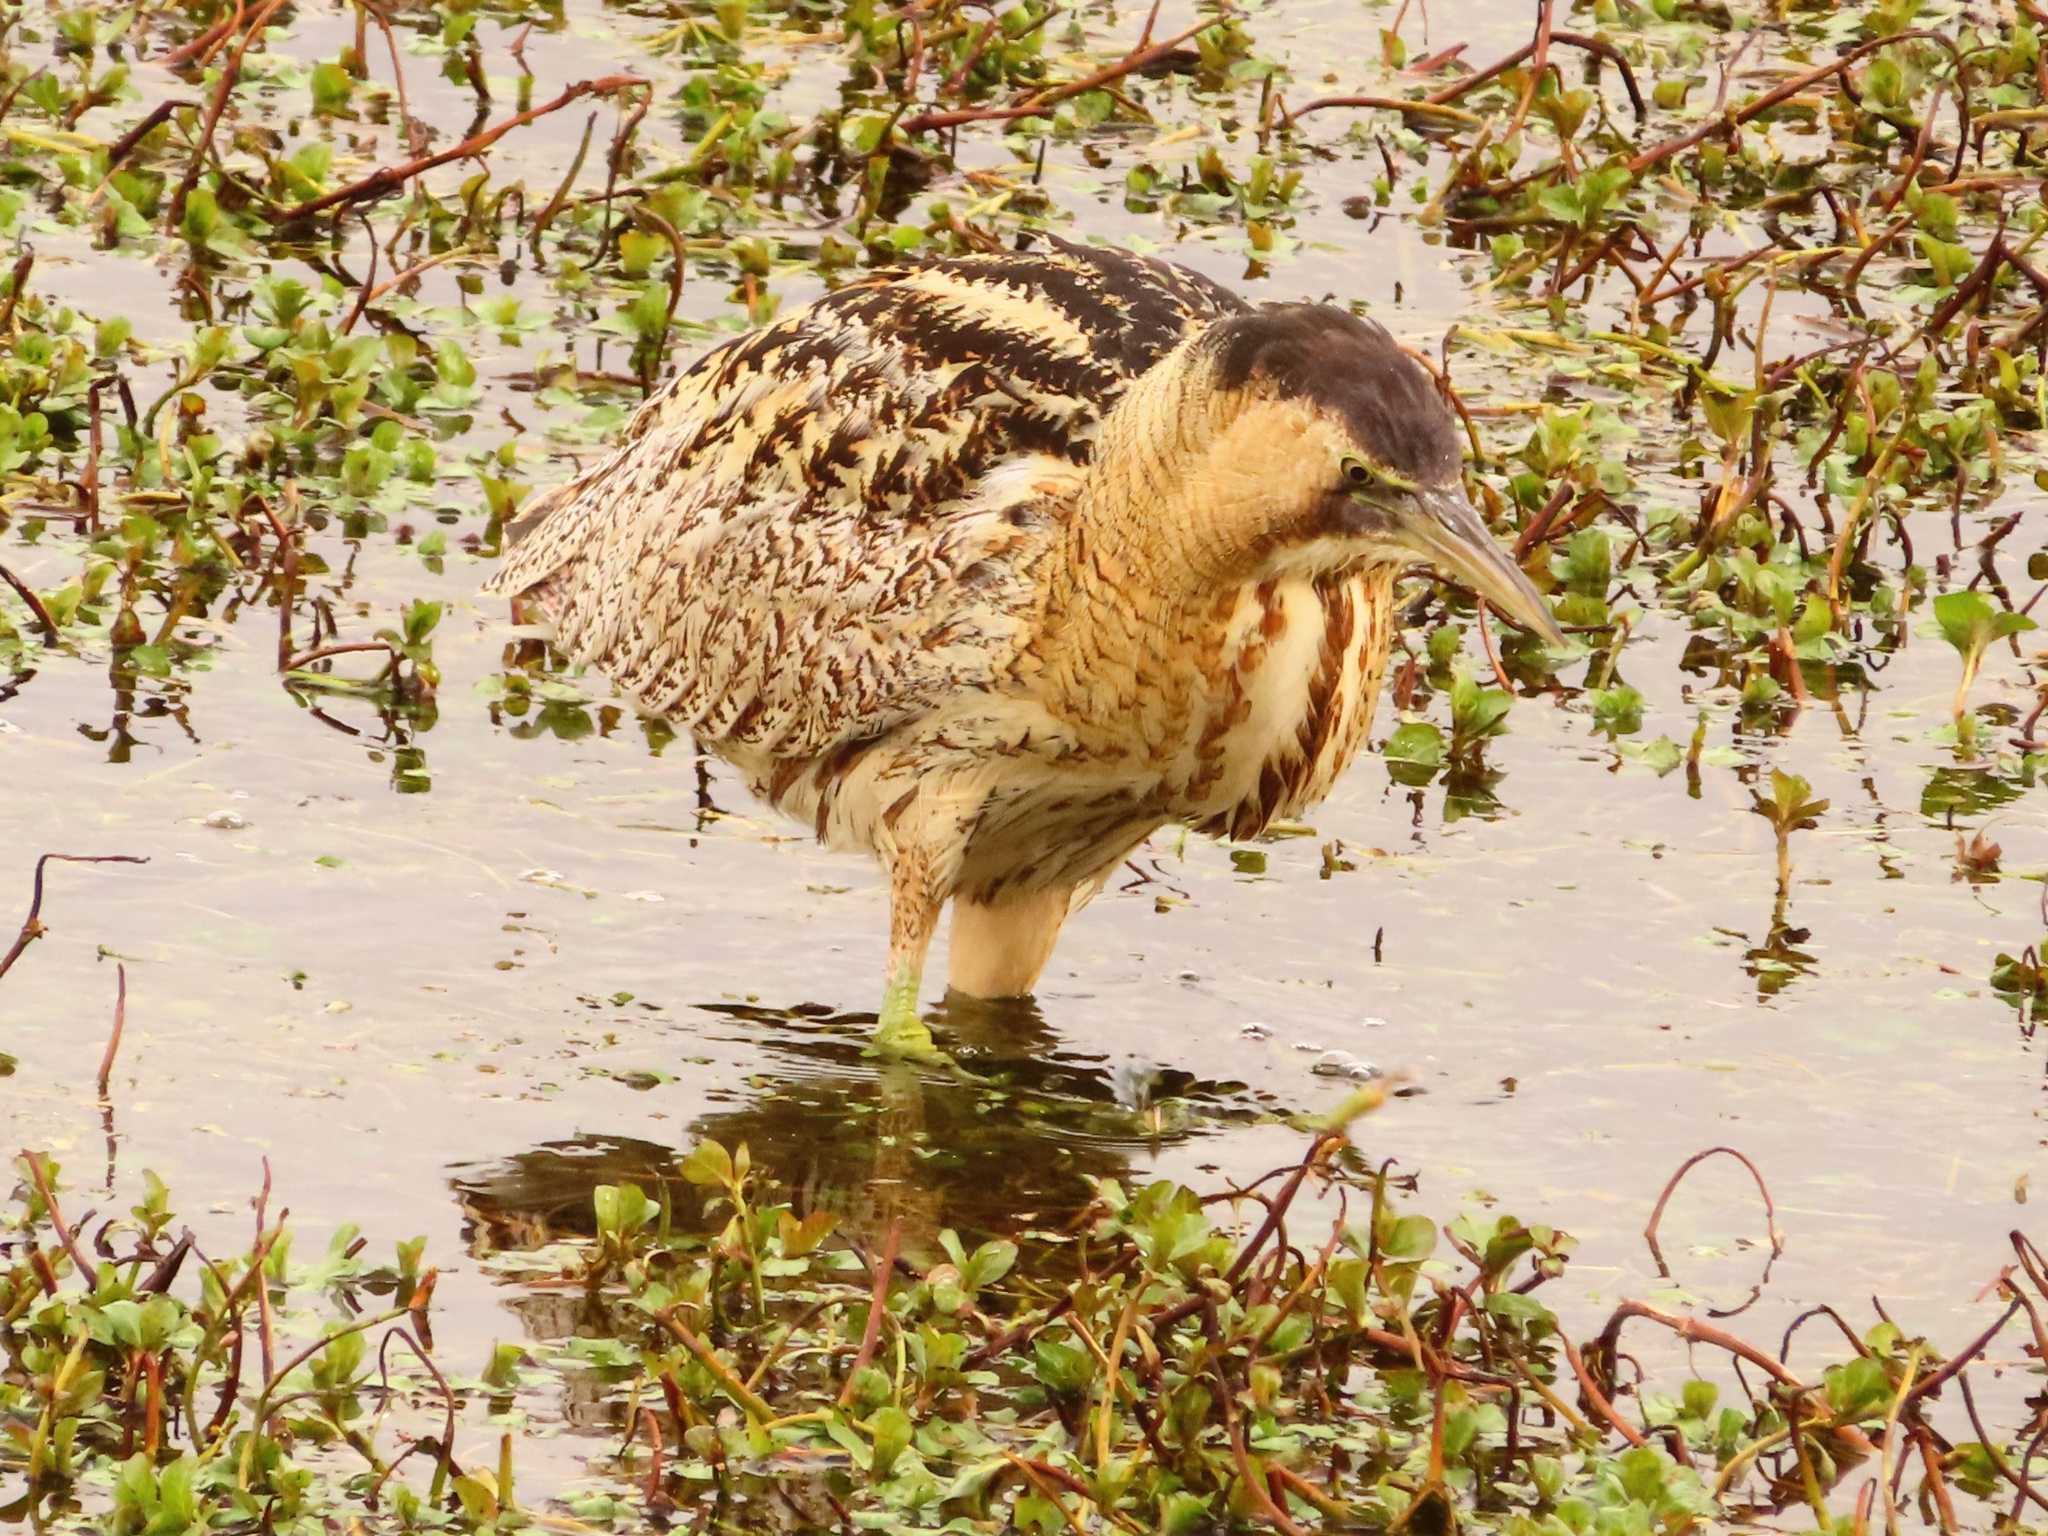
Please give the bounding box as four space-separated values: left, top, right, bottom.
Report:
869 970 945 1062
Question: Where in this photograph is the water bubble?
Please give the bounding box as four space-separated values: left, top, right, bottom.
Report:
203 810 248 830
1312 1050 1381 1082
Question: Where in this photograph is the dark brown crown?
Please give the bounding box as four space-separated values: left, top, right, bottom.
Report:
1207 304 1461 485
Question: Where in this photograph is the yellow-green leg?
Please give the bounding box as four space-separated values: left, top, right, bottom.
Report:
876 965 939 1058
872 852 944 1061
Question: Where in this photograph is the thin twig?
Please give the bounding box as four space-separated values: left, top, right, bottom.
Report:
0 854 151 983
838 1220 902 1406
529 110 599 258
1505 0 1556 141
282 641 401 677
1512 481 1575 559
167 0 290 232
1592 1298 1809 1398
1282 94 1481 126
655 1310 775 1422
104 99 193 173
96 964 127 1098
1643 1146 1785 1278
0 560 58 644
1474 598 1514 690
21 1152 93 1279
1904 1298 2021 1408
1560 1336 1646 1447
900 15 1221 134
277 74 646 221
0 250 34 333
157 3 250 66
1629 30 1953 178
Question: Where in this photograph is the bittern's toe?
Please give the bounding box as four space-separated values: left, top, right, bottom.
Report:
868 1014 945 1063
869 969 946 1064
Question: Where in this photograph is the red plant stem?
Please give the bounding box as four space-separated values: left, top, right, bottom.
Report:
838 1219 902 1405
1643 1145 1785 1278
0 560 57 644
0 854 150 983
1628 30 1951 177
97 964 127 1098
279 75 647 220
900 16 1217 135
21 1151 92 1279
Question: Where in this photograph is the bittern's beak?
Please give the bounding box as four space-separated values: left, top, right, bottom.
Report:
1395 487 1566 646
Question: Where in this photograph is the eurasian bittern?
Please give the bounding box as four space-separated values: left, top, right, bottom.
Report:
486 240 1564 1056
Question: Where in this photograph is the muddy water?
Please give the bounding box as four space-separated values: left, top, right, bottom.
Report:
3 0 2043 1471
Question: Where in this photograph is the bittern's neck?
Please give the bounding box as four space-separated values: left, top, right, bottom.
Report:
1034 346 1259 731
1057 341 1236 617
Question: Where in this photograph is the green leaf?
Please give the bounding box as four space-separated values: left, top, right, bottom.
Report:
1449 665 1512 744
453 1472 499 1521
776 1209 835 1257
1699 382 1756 447
401 599 441 647
1935 589 2035 659
592 1182 653 1240
1032 1336 1093 1396
867 1404 913 1479
679 1140 734 1188
1681 1378 1718 1421
1590 684 1643 737
1825 1355 1891 1420
156 1454 199 1527
1624 735 1683 776
1380 1213 1437 1261
963 1238 1016 1291
95 1300 144 1349
617 229 663 278
481 1341 528 1388
310 60 353 115
1158 1491 1213 1536
178 185 219 244
1383 720 1445 769
1485 1291 1554 1327
1752 769 1829 832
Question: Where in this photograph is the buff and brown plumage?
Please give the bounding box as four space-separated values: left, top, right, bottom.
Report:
485 240 1562 1055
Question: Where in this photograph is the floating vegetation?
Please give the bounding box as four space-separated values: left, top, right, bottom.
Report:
8 0 2048 1527
8 1114 2048 1532
2 0 2046 882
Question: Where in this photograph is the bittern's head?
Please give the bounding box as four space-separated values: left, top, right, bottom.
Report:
1150 303 1563 644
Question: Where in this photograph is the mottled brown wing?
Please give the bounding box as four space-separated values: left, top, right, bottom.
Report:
485 241 1246 757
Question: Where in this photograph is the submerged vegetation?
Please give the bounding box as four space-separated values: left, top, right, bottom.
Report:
5 0 2048 1526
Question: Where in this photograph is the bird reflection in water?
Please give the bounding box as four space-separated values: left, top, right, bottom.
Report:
450 996 1272 1280
446 1001 1268 1447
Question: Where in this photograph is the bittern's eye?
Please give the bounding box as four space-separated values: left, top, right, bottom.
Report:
1342 458 1375 489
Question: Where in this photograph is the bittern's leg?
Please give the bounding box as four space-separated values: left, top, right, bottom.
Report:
874 849 944 1059
947 885 1075 999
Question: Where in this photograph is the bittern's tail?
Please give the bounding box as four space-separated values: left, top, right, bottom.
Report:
479 476 586 605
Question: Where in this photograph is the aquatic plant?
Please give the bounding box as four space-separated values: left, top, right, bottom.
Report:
8 1118 2048 1532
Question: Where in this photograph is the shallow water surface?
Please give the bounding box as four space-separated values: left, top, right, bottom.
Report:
3 0 2044 1495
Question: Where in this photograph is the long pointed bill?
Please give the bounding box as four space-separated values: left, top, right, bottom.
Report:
1398 488 1566 646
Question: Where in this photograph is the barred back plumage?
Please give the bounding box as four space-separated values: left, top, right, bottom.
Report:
487 240 1560 1053
487 240 1245 756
